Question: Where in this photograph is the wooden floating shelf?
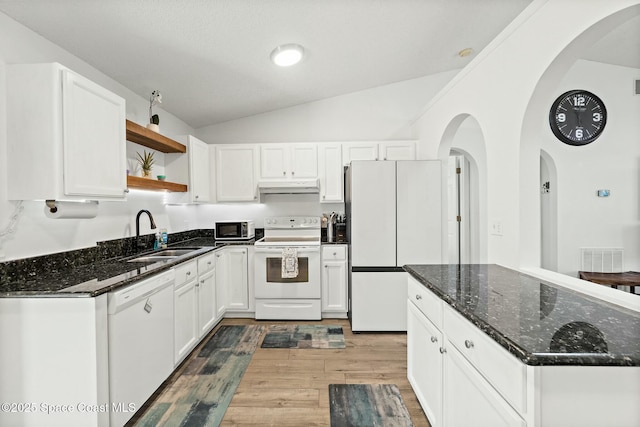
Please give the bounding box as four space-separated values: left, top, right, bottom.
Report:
125 120 186 153
127 176 188 192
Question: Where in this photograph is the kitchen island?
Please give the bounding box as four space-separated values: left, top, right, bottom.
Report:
404 264 639 427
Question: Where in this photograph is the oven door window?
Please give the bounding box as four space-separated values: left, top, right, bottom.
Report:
266 257 309 283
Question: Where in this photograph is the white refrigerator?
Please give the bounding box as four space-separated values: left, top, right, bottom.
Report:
346 160 442 331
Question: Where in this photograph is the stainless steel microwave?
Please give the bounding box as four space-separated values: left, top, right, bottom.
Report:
215 221 255 240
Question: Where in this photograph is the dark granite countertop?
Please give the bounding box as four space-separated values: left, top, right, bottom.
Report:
404 264 640 367
0 231 255 298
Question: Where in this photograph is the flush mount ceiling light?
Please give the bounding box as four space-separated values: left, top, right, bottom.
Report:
270 44 305 67
458 47 474 58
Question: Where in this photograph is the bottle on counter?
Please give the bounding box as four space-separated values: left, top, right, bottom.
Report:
161 228 168 248
154 231 162 250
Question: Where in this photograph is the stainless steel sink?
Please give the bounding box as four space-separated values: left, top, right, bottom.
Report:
126 247 202 263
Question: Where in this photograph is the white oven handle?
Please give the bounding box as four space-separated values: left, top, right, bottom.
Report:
254 246 320 254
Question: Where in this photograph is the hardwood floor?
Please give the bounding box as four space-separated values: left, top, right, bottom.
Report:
217 318 430 427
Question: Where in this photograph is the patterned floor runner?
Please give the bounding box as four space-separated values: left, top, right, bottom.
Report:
329 384 414 427
134 324 264 427
261 324 346 349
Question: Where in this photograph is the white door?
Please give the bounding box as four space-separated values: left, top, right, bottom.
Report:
408 302 443 427
444 345 525 427
342 142 379 165
321 261 347 312
260 144 288 179
397 161 442 265
174 280 198 364
350 161 396 266
290 144 318 178
190 137 211 203
62 69 126 198
319 143 344 203
197 269 217 336
379 141 416 161
216 145 259 201
226 247 249 310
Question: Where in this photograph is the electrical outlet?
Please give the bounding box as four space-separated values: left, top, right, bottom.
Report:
491 220 503 236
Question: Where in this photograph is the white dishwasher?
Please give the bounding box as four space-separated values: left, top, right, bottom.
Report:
107 269 175 427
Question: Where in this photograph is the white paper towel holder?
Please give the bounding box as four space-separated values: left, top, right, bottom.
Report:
45 199 99 219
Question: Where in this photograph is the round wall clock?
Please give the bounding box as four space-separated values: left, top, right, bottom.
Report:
549 89 607 146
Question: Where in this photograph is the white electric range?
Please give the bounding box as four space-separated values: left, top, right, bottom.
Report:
254 216 321 320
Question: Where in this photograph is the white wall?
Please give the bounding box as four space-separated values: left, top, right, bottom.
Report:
413 0 640 272
540 60 640 275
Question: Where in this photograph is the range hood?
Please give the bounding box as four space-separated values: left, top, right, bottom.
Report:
257 179 320 194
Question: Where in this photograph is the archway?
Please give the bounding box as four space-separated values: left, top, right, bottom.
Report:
438 114 487 264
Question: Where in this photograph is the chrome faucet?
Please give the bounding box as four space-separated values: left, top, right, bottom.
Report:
135 210 157 249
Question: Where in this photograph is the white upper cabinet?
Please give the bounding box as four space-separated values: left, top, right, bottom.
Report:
260 143 317 179
342 141 417 165
166 136 211 203
318 143 344 203
379 141 416 161
342 142 379 164
7 63 127 200
215 144 259 202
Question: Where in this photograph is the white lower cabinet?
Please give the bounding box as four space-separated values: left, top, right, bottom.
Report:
407 276 525 427
407 302 443 427
215 246 250 315
174 252 219 365
444 344 525 427
321 245 348 316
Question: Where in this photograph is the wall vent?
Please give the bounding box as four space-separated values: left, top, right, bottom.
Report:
580 248 624 272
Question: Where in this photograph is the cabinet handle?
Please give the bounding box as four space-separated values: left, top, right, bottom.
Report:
186 271 191 276
292 171 295 176
283 171 286 176
416 294 422 300
324 265 328 268
439 347 447 354
124 188 130 194
430 336 438 343
383 157 387 161
464 340 474 349
333 252 337 256
195 283 199 288
322 195 326 200
208 261 212 265
195 195 199 199
200 280 205 284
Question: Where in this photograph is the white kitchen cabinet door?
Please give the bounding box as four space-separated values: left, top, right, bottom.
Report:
215 144 259 201
444 344 525 427
260 143 317 179
321 261 347 313
290 143 318 178
225 247 249 311
174 279 199 364
350 272 407 331
408 302 443 427
214 251 228 318
318 143 344 203
166 135 212 203
7 63 127 201
260 144 288 179
189 137 211 203
397 161 442 265
197 269 217 337
342 142 379 165
379 141 416 160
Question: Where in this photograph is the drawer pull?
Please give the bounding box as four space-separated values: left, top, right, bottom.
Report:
464 339 474 349
416 294 422 300
333 252 337 256
430 336 438 343
207 261 212 265
186 271 191 276
439 347 447 354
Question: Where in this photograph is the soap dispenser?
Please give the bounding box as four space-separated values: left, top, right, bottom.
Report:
154 231 162 250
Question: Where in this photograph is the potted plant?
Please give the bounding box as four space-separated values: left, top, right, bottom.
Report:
137 150 155 178
147 90 162 132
